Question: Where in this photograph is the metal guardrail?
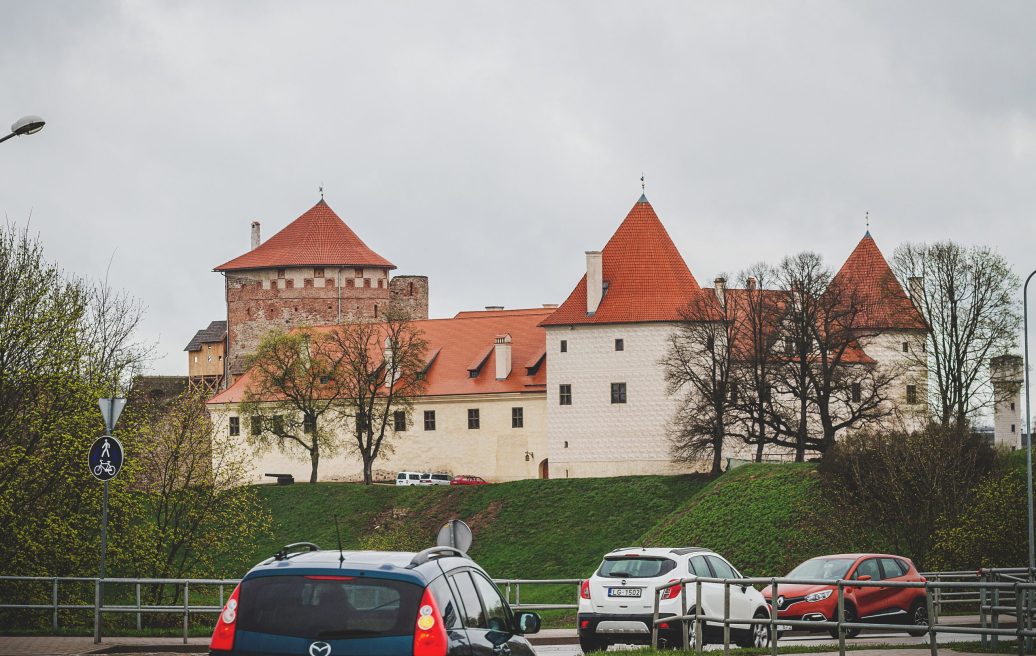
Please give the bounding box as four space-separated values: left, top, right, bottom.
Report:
0 575 580 644
649 572 1036 656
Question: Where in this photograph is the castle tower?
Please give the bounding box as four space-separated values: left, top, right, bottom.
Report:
991 354 1024 449
830 231 930 430
214 199 428 382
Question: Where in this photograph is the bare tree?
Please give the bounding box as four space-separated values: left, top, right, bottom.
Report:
662 287 737 474
892 241 1021 427
727 265 783 462
327 307 427 484
240 327 351 483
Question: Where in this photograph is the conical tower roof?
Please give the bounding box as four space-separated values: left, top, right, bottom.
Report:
215 200 394 271
542 196 708 326
829 232 925 330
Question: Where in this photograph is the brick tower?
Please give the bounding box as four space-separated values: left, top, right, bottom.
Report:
215 199 429 382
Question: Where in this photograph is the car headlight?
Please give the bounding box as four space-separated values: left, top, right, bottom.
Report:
804 590 833 603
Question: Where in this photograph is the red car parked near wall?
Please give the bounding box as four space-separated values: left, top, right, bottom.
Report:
450 475 488 485
761 554 928 638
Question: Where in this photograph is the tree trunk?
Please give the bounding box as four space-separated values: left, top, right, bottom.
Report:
362 447 374 485
755 405 766 462
711 421 724 475
796 395 807 462
309 443 319 484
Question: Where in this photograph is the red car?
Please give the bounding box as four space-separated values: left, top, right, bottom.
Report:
762 554 928 638
450 474 489 485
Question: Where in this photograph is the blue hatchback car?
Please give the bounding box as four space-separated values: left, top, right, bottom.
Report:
210 542 541 656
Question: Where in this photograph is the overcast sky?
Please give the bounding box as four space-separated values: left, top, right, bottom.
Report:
2 1 1034 375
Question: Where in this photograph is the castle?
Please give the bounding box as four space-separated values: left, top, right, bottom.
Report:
197 195 1023 483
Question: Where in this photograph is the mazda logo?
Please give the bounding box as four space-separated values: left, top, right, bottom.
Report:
309 642 332 656
777 596 785 609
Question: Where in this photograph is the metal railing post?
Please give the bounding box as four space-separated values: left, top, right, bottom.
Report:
992 584 1000 651
93 578 101 644
515 582 520 609
770 579 778 656
1016 583 1024 656
51 578 58 631
651 587 660 649
505 581 511 606
695 580 703 656
925 582 937 656
837 581 846 656
135 582 142 630
681 581 689 650
183 581 189 644
981 571 989 648
723 581 731 656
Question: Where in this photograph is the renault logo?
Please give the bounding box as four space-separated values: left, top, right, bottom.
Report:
777 596 785 609
309 642 332 656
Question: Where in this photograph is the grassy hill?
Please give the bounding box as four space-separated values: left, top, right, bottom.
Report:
251 473 711 580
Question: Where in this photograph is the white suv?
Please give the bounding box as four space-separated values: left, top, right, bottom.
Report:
577 547 771 652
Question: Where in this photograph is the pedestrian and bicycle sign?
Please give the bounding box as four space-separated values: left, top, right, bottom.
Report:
89 435 124 481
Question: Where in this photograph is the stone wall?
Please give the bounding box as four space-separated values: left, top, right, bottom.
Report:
389 275 430 320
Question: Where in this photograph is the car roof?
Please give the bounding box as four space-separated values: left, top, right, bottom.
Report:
244 548 483 584
605 547 713 558
809 553 905 560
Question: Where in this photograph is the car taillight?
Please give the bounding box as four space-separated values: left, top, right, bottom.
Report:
580 579 591 600
210 584 241 652
414 587 448 656
660 579 681 600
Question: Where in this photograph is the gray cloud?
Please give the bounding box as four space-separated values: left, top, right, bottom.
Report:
1 0 1034 374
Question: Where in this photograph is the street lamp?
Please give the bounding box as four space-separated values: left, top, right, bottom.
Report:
1024 269 1035 574
0 115 46 145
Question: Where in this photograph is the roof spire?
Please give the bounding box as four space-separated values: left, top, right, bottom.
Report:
865 210 870 236
638 172 648 203
319 182 324 200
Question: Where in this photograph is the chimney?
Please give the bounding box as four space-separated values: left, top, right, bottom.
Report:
542 303 558 309
747 276 758 290
908 276 924 302
484 306 504 311
250 221 261 250
714 277 727 308
495 334 512 380
586 251 603 315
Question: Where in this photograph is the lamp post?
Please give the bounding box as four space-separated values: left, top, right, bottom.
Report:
0 115 46 145
1024 269 1035 573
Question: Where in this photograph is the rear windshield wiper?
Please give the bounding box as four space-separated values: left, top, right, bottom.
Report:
608 571 632 578
316 629 384 639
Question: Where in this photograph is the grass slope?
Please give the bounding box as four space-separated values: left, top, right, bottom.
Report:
250 474 711 580
639 463 820 577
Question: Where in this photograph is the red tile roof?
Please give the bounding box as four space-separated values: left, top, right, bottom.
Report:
208 308 551 405
541 196 709 326
829 233 926 331
214 200 395 271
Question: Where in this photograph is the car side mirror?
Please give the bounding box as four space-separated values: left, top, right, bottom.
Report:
856 575 872 582
514 611 541 635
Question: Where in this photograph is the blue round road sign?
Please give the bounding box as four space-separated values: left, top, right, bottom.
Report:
89 435 124 481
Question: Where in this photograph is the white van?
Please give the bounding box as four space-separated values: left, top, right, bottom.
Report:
395 471 424 486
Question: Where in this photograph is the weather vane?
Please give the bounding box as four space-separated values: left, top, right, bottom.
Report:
866 210 870 230
319 182 324 200
641 172 645 193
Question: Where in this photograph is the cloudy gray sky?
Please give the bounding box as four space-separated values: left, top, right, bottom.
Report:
2 1 1034 375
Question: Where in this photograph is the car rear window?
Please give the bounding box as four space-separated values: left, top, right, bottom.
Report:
237 575 422 639
598 556 676 579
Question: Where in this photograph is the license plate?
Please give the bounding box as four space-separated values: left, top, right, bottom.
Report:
777 625 793 632
608 587 642 597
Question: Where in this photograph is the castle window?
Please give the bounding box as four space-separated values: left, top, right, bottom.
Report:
611 382 627 404
393 411 407 432
408 281 414 295
378 279 384 288
906 385 918 405
285 279 294 289
512 407 524 428
615 338 624 351
303 416 316 434
250 416 261 436
272 415 284 434
560 340 567 353
1011 402 1016 411
364 278 371 288
346 279 354 288
355 268 363 278
851 383 861 403
902 342 909 353
374 304 379 318
1012 424 1017 433
467 408 480 429
229 417 240 437
326 278 335 288
314 267 324 278
559 384 572 405
277 269 285 278
424 410 436 431
564 441 569 448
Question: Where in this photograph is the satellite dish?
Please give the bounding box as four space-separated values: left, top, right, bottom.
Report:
436 519 473 553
